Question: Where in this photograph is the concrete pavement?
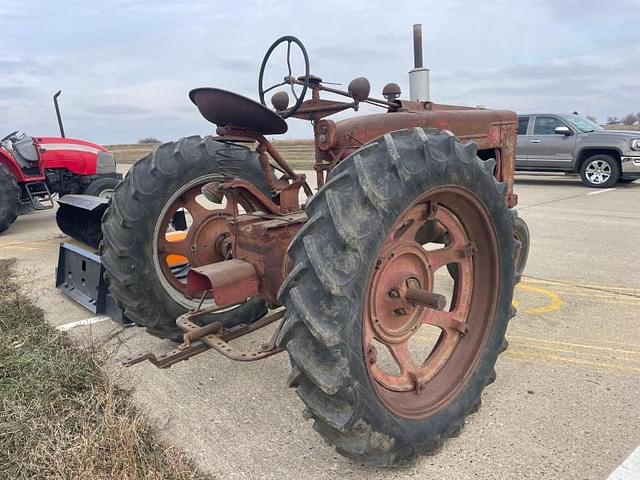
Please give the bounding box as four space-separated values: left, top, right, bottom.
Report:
1 172 638 479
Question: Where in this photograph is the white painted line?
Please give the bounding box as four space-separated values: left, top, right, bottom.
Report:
587 188 616 195
607 446 640 480
56 315 110 331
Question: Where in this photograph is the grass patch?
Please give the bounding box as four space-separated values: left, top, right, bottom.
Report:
0 260 209 479
106 140 316 170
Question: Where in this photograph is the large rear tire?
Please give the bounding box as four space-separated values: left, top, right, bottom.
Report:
101 136 270 340
0 164 20 233
278 129 516 466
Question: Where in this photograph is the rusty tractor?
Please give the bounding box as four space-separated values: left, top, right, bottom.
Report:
101 26 530 466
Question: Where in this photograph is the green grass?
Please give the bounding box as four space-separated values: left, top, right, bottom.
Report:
0 260 209 479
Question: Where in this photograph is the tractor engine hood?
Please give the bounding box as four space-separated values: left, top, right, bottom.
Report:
321 107 517 162
36 136 109 154
36 137 115 175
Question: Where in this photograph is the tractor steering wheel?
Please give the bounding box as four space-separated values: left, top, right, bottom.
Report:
0 130 19 144
258 36 310 119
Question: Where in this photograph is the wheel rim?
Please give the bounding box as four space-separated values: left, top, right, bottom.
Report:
585 160 611 185
98 189 114 199
363 187 500 419
152 175 253 309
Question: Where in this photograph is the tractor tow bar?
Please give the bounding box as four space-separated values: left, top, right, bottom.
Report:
123 307 285 369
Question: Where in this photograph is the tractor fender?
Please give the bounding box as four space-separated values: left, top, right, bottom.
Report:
0 148 27 182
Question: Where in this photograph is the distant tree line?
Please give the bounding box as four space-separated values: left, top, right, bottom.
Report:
602 113 640 126
138 137 161 144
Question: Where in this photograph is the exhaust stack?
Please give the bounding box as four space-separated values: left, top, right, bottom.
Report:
53 90 66 138
409 24 430 102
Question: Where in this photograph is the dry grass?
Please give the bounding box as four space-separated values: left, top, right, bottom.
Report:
106 139 316 170
603 125 640 131
0 260 209 480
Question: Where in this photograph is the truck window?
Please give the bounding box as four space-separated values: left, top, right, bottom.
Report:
533 116 565 135
518 117 529 135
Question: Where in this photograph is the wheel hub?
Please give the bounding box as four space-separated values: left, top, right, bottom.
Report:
370 242 433 344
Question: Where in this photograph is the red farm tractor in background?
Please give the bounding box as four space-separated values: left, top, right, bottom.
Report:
0 91 121 234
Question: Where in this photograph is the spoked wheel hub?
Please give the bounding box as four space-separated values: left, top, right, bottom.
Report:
363 188 500 418
154 179 244 302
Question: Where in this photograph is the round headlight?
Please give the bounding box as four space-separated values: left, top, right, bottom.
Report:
632 139 640 151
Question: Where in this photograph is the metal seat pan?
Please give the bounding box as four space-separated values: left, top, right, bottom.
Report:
189 88 288 135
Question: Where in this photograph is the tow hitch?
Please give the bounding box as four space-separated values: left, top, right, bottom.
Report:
123 306 285 369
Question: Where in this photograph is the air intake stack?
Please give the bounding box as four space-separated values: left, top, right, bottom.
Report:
409 24 430 102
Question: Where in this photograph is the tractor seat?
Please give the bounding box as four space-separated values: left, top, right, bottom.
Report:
12 136 39 168
189 88 288 135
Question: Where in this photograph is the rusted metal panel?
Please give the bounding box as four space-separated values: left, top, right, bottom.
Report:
323 108 518 207
186 259 259 306
230 212 306 304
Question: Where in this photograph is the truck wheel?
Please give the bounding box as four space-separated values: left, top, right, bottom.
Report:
101 136 269 340
579 154 620 188
278 129 516 466
84 177 120 198
0 164 20 233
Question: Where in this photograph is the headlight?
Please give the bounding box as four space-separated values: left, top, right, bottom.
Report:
631 139 640 151
96 151 116 174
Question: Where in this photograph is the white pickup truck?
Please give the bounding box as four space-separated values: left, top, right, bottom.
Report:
516 113 640 187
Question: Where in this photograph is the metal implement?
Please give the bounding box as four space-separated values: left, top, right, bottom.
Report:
56 194 109 249
124 308 285 368
55 242 130 324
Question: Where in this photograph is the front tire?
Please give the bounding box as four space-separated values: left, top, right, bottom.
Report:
580 154 620 188
278 129 516 466
0 164 20 233
84 176 120 198
101 136 270 340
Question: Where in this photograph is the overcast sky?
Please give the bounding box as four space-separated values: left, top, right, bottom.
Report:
1 0 639 144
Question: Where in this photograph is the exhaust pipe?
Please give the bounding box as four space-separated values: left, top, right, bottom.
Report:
409 24 430 102
53 90 66 138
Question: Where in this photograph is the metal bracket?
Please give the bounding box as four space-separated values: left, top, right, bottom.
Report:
122 307 286 369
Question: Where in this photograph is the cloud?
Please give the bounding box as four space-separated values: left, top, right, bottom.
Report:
0 86 26 99
84 104 153 116
0 0 638 141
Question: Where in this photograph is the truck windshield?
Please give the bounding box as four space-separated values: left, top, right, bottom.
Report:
561 114 603 133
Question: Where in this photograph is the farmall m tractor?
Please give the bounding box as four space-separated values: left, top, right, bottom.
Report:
0 91 121 234
102 27 530 466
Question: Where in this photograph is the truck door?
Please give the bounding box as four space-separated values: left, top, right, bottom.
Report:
528 115 577 169
516 116 531 168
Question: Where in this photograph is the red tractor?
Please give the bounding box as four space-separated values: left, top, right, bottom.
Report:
0 91 121 234
100 27 530 466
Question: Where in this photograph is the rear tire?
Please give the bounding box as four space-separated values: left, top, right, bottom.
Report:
278 129 516 466
101 136 270 340
84 177 120 197
0 164 20 233
579 154 619 188
512 214 530 284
